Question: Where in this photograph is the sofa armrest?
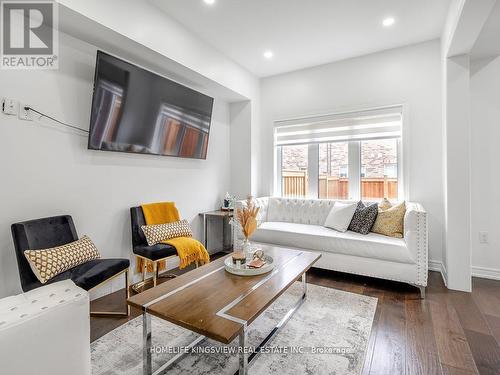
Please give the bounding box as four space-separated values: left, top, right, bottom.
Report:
404 202 428 286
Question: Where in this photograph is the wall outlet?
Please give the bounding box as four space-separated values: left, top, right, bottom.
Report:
2 98 18 115
479 231 489 244
18 104 33 121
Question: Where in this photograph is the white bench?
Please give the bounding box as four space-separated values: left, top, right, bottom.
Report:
0 280 91 375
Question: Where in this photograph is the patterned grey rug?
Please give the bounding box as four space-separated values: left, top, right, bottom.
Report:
91 283 377 375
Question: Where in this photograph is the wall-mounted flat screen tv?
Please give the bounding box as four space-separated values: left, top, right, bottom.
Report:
88 51 214 159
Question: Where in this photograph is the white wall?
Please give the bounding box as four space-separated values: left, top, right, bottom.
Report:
439 0 498 290
443 55 472 291
0 32 231 298
229 101 252 198
470 56 500 280
259 40 445 264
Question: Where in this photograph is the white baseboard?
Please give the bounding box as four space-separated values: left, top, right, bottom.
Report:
428 259 442 272
428 260 500 285
472 265 500 281
428 259 448 287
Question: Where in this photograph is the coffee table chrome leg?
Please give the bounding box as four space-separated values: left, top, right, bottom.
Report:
302 272 307 298
232 274 308 375
143 312 152 375
239 325 248 375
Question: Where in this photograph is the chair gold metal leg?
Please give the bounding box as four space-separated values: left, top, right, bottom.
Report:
125 269 131 316
153 261 158 287
131 256 178 293
132 260 152 293
90 269 130 317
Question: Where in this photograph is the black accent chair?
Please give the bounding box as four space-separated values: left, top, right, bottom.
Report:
130 206 179 291
11 215 130 317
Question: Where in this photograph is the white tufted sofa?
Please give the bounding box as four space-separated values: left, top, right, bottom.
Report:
238 197 428 296
0 279 91 375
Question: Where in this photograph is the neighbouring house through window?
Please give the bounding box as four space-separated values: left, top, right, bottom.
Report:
281 145 308 197
318 142 349 199
361 139 398 201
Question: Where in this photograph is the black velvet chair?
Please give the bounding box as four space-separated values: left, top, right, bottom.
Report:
11 215 130 317
130 206 179 291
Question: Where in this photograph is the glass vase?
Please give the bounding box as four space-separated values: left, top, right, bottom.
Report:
242 238 253 261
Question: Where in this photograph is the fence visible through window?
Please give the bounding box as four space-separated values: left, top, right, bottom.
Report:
282 172 397 200
282 170 308 197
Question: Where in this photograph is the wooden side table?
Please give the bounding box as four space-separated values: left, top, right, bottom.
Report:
199 210 234 253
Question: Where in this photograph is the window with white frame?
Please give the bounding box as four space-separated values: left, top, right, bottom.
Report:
275 106 403 201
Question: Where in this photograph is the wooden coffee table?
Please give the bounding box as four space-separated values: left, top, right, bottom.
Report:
128 245 321 375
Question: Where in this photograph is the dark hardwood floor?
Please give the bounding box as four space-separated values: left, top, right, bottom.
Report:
90 254 500 375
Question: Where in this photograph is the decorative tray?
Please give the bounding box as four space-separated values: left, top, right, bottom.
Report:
224 255 274 276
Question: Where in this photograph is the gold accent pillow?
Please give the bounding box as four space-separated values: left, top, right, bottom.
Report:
378 198 393 211
371 201 406 238
24 235 101 284
141 219 193 246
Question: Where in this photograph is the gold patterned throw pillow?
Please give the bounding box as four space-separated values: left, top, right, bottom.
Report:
378 197 393 211
141 219 193 246
24 235 101 284
371 201 406 238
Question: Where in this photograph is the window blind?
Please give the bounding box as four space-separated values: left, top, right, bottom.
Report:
274 106 402 146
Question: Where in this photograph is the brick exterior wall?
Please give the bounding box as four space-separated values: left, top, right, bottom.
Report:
282 139 397 178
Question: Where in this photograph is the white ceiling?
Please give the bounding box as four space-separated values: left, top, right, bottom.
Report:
150 0 450 77
471 0 500 60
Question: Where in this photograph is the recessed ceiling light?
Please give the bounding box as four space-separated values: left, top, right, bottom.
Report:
383 17 395 27
263 50 274 59
203 0 215 5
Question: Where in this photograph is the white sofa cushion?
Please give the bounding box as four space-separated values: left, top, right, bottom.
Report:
324 202 357 232
252 221 415 264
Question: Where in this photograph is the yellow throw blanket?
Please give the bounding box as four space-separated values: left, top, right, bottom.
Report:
137 202 210 273
142 202 180 224
163 237 210 269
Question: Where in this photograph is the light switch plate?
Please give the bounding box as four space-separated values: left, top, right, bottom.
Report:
2 98 18 115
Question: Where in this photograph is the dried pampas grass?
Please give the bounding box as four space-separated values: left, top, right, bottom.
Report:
236 196 260 239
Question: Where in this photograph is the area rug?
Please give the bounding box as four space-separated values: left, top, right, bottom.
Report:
91 283 377 375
